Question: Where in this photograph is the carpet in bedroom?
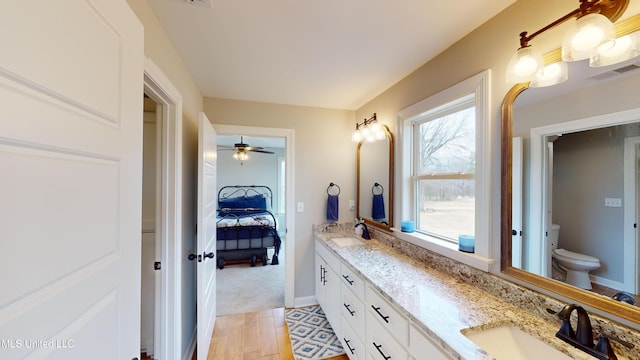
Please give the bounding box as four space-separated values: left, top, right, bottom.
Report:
216 247 285 316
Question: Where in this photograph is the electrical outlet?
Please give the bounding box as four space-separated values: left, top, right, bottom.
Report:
604 197 622 207
297 202 304 213
349 200 355 210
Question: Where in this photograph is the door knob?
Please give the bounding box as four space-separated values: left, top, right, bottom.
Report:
188 254 197 261
203 252 214 259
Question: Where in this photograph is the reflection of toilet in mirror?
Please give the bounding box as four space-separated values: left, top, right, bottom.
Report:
549 223 601 290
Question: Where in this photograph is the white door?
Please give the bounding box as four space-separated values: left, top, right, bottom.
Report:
197 113 217 360
0 1 143 360
512 137 523 269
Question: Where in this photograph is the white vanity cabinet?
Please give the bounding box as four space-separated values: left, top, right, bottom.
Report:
315 240 452 360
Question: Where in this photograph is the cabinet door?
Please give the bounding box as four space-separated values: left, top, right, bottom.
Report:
316 253 327 309
324 263 342 333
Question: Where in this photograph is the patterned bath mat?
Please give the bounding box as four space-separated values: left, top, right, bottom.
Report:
285 305 345 360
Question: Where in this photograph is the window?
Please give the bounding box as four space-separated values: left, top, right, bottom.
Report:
398 70 491 266
414 96 476 242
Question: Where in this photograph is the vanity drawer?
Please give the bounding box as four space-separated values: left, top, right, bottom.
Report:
366 314 408 360
366 286 409 346
340 263 365 299
341 315 365 360
341 285 365 337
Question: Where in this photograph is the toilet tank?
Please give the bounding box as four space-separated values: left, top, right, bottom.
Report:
548 223 560 250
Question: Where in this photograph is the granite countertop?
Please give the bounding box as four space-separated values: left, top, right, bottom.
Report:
314 231 609 360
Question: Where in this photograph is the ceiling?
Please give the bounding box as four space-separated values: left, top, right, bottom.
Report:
147 0 516 110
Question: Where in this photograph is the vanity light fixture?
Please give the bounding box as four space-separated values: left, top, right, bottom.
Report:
351 113 385 142
506 0 634 86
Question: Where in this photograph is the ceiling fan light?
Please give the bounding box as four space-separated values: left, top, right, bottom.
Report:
506 46 544 84
589 30 640 67
562 13 615 62
530 61 568 88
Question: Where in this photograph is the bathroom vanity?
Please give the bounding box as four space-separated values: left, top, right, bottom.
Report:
314 225 640 360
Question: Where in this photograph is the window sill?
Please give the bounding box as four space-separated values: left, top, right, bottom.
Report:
391 228 495 272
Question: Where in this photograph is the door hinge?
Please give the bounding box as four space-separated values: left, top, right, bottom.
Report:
154 262 161 270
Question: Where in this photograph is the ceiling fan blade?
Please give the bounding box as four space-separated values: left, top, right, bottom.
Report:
249 149 275 154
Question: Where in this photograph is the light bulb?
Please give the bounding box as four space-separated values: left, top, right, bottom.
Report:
506 46 544 83
562 13 615 61
351 129 363 142
530 61 568 88
590 31 640 67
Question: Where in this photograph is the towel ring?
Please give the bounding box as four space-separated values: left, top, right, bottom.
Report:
372 182 384 195
327 182 341 196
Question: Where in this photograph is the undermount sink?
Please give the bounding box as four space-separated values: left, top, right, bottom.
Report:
462 324 572 360
331 236 365 247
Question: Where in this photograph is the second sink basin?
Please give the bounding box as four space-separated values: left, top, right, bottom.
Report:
462 324 571 360
331 237 365 247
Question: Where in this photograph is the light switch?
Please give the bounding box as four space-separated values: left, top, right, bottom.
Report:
604 197 622 207
349 200 355 210
297 202 304 213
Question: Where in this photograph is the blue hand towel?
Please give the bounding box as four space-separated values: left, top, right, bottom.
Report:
326 194 339 222
372 193 385 220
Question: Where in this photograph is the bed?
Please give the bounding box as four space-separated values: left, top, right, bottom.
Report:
216 185 282 269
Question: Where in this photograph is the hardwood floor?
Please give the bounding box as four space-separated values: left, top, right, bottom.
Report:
142 307 348 360
206 307 348 360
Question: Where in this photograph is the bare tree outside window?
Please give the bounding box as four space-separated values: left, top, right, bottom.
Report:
416 106 475 241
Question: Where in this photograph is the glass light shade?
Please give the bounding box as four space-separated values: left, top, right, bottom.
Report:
530 61 568 87
239 151 249 161
351 129 363 142
590 30 640 67
562 13 615 61
506 46 544 84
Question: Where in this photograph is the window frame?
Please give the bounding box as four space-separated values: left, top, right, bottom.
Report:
396 70 493 271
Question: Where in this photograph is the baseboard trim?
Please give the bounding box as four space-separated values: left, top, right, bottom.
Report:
293 296 318 308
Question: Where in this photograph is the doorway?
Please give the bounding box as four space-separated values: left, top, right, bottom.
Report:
214 125 296 310
141 59 185 360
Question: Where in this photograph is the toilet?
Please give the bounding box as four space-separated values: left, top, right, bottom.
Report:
549 224 601 290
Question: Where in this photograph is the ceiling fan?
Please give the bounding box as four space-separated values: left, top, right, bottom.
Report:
219 136 274 161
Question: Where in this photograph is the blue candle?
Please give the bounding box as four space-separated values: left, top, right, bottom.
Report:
458 235 475 253
400 220 414 232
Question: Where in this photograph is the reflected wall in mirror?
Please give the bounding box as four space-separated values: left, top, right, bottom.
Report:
357 125 394 231
502 14 640 323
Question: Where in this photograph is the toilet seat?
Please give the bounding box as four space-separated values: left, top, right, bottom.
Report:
553 248 600 264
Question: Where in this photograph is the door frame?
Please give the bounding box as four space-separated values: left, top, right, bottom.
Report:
624 136 640 294
144 57 184 360
214 124 295 307
530 107 640 287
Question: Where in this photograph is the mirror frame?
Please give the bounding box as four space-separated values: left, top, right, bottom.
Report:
501 13 640 324
357 124 395 232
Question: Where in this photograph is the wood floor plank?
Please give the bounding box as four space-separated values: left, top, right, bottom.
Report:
257 314 278 356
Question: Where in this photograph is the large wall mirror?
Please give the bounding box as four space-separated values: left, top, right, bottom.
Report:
357 125 394 231
502 13 640 323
